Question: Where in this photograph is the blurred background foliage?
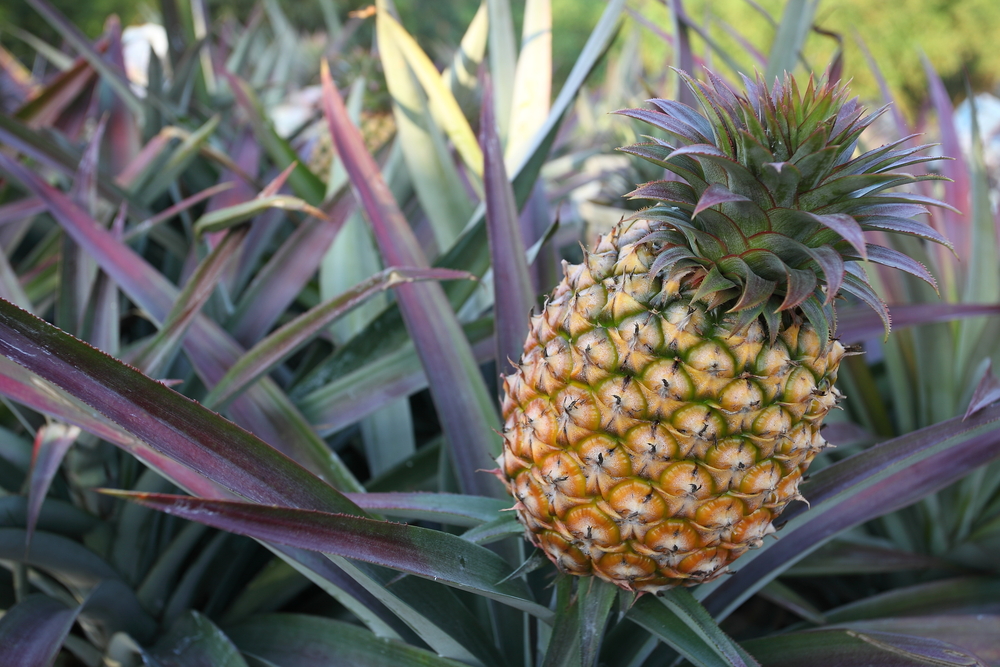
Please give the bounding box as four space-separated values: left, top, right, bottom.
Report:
4 0 1000 114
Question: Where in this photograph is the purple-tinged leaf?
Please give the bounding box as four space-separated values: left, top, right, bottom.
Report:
809 212 867 259
228 194 354 346
84 204 125 356
857 215 953 249
922 55 970 260
839 272 890 337
321 60 502 498
825 577 1000 622
700 403 1000 620
627 180 698 206
230 207 285 297
59 115 107 336
863 244 937 291
613 107 707 144
832 616 1000 665
297 319 494 436
203 267 473 410
0 595 79 667
15 54 96 128
0 298 361 513
0 151 359 486
342 492 508 527
670 0 697 109
135 116 221 205
785 541 954 577
227 613 469 667
0 197 46 227
202 130 259 218
0 355 225 499
100 17 141 176
837 303 1000 344
0 243 30 310
131 227 249 377
26 0 147 120
123 183 233 241
26 423 80 547
481 79 535 378
741 628 988 667
114 129 173 188
0 354 412 642
693 183 751 218
193 195 327 236
225 72 326 206
105 491 549 617
965 359 1000 420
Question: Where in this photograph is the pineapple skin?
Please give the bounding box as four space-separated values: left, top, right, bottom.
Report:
499 218 844 593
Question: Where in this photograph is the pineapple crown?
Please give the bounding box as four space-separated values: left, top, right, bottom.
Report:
615 70 953 342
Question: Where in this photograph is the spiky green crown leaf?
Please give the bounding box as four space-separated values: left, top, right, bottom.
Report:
615 70 953 341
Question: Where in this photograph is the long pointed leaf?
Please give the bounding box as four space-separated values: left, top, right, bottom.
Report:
131 227 248 377
380 10 484 180
106 490 549 618
375 4 476 249
765 0 820 81
507 0 552 166
26 0 148 120
320 61 502 498
26 423 80 547
482 80 535 377
837 303 1000 344
203 267 472 410
628 591 757 667
0 298 360 513
0 595 79 667
0 151 359 487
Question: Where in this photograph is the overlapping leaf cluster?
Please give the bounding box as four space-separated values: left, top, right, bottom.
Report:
620 72 951 341
0 1 998 666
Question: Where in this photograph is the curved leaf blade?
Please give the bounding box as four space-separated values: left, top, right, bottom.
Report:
628 590 758 667
0 297 361 513
105 491 549 618
26 422 80 547
482 79 535 376
0 595 79 667
320 60 502 498
203 267 472 410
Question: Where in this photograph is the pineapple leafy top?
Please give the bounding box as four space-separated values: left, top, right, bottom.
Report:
616 70 953 342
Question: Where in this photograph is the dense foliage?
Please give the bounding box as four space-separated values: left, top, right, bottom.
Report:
0 1 999 666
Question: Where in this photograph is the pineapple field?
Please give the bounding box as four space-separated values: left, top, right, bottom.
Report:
1 0 1000 665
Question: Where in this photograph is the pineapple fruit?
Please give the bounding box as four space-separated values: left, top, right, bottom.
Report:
498 72 951 593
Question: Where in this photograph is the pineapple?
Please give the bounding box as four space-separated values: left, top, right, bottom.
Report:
498 72 951 593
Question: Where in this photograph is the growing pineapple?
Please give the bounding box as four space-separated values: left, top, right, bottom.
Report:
498 72 951 593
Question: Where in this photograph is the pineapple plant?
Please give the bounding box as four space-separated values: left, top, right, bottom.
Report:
498 71 952 593
6 0 1000 664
